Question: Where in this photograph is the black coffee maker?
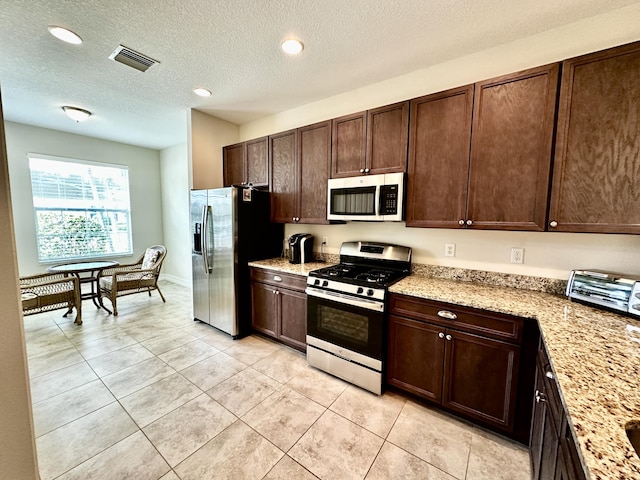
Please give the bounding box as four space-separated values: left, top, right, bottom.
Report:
288 234 314 264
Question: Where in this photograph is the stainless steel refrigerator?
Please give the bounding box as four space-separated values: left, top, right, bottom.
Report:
191 186 283 337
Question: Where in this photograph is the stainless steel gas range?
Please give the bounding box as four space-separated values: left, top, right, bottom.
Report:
305 241 412 395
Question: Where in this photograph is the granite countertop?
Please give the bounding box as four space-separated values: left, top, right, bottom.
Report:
248 258 640 479
390 275 640 480
248 257 334 276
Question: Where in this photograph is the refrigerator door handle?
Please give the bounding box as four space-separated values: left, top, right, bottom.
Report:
201 205 211 274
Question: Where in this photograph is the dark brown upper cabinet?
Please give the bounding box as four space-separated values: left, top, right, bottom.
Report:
270 121 331 224
331 101 409 178
222 142 245 187
467 63 559 231
222 136 269 187
549 41 640 234
269 129 298 223
407 64 559 231
406 86 474 228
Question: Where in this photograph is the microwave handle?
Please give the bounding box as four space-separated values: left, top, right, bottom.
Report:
376 185 382 217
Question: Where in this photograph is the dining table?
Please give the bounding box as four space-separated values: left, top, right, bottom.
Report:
46 260 119 312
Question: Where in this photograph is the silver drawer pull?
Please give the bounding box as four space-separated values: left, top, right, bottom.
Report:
545 371 554 380
273 275 282 282
437 310 457 320
535 390 546 403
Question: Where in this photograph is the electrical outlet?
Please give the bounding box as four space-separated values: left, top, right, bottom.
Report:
510 247 524 264
445 243 455 257
322 236 328 245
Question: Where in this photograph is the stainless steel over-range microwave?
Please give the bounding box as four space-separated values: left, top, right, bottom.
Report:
327 172 404 222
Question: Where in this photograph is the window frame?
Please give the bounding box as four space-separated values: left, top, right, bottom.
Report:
28 153 134 264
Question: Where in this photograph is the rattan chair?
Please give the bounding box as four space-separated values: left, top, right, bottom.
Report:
97 245 167 316
20 272 82 324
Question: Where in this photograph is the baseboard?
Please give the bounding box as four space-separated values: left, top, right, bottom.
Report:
159 273 191 288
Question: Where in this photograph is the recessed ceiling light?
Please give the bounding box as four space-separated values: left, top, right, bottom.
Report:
47 26 82 45
281 38 304 55
62 106 91 122
193 88 212 97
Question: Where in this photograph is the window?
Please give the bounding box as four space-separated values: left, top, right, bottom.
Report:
28 154 133 262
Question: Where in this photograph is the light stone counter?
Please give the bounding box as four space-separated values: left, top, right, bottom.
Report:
248 257 334 276
390 275 640 480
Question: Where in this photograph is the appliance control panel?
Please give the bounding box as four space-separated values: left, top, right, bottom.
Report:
379 185 399 215
307 276 385 301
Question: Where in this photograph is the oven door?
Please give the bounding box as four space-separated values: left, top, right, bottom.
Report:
306 287 384 360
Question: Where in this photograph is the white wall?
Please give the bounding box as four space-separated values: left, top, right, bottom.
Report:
5 121 164 276
242 4 640 280
0 98 39 480
188 109 238 190
160 143 191 286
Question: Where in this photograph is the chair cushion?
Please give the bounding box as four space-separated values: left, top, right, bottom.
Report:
100 274 155 291
142 247 162 269
21 292 39 309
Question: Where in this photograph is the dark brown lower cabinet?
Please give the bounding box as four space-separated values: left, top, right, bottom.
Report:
250 268 307 352
387 295 527 436
530 341 587 480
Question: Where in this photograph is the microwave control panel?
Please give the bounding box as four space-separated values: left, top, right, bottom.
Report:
379 185 399 215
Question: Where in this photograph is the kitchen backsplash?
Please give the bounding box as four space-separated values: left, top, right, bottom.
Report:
411 264 566 296
295 250 566 295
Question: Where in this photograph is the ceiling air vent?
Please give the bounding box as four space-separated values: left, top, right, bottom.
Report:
109 45 159 72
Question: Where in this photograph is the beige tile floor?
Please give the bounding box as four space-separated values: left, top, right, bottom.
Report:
24 281 531 480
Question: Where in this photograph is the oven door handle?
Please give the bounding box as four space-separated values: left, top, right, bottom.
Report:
305 287 384 312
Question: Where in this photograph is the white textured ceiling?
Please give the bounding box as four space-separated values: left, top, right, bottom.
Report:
0 0 637 150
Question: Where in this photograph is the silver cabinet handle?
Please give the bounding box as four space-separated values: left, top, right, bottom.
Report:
437 310 457 320
359 168 365 173
364 168 370 173
438 332 445 339
549 221 558 228
273 275 282 282
545 370 554 380
445 334 452 341
466 219 473 226
458 219 465 226
535 390 546 403
275 290 280 295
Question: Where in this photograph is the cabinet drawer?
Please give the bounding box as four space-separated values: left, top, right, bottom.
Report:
389 294 523 343
250 268 307 291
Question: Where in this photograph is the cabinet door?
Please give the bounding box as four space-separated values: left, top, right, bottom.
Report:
223 143 245 187
246 136 268 187
549 41 640 233
278 287 307 351
530 364 547 480
270 129 298 223
443 329 520 431
467 64 559 231
298 121 331 224
331 111 366 178
251 282 278 338
366 101 409 174
406 86 474 228
387 315 445 402
555 423 587 480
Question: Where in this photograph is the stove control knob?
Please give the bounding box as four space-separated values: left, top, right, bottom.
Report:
314 279 320 286
357 287 363 294
322 280 329 287
367 289 374 296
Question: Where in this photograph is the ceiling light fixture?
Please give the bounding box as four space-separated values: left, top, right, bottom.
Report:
47 26 83 45
62 106 92 122
193 88 212 97
281 38 304 55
